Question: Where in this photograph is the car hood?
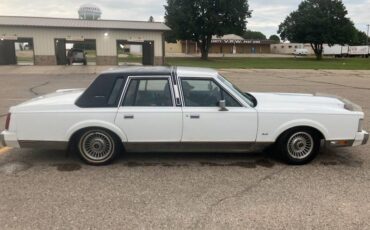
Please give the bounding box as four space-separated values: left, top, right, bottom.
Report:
250 92 362 113
11 89 85 112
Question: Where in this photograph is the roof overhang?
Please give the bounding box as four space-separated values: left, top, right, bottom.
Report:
0 16 171 32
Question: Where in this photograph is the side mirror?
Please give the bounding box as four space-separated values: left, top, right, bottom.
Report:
219 100 228 111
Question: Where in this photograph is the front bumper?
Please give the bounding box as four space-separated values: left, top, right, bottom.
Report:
355 130 369 146
0 130 20 148
326 130 369 147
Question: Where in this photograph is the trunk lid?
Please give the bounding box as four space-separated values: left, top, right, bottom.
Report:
11 89 85 112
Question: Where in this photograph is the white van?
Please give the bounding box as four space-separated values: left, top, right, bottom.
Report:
293 48 308 56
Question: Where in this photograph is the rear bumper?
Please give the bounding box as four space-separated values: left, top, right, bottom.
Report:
0 130 20 148
1 131 67 149
326 130 369 147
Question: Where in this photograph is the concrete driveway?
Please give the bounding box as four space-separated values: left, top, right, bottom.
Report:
0 66 369 229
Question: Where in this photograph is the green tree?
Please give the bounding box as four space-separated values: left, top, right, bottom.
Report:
72 42 96 50
269 35 280 43
165 0 251 60
164 31 178 43
243 30 266 40
350 30 369 45
278 0 356 60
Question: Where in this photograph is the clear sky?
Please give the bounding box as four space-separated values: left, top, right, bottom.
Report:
0 0 369 37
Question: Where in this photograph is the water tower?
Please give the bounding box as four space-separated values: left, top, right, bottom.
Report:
78 4 102 20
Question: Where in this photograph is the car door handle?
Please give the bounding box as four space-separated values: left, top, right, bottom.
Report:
124 114 134 119
190 114 200 119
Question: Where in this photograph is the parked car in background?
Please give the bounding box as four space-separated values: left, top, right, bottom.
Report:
67 48 87 65
1 67 368 165
293 48 308 56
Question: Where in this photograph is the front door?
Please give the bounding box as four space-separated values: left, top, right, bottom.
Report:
179 78 258 142
115 76 182 142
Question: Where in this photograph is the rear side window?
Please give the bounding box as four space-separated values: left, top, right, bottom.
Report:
76 74 126 108
122 78 173 106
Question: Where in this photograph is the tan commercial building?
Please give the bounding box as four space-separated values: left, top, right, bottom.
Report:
168 34 273 55
165 41 183 54
0 16 170 65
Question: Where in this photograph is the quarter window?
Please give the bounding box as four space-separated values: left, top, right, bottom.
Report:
180 79 240 107
75 75 126 108
107 78 124 106
122 78 173 106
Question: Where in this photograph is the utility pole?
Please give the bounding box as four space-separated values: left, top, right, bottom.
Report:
367 24 370 45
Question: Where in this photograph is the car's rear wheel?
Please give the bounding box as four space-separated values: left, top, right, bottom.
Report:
77 129 120 165
277 128 320 165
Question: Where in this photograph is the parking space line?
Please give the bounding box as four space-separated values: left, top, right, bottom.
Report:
0 147 12 155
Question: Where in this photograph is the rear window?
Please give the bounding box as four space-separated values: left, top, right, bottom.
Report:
76 74 127 108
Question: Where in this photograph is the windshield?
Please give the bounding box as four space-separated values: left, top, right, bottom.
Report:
217 75 257 107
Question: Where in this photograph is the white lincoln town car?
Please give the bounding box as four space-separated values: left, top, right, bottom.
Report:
1 67 368 165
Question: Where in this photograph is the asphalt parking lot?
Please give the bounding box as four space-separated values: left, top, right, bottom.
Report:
0 66 370 229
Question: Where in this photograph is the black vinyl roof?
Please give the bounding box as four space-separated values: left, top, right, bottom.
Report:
101 66 172 76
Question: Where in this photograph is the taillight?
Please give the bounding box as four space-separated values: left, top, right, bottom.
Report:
5 113 11 130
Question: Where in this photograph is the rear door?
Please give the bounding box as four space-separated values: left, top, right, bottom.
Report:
115 76 182 142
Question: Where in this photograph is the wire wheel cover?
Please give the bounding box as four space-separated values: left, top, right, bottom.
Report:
287 132 314 159
80 131 114 161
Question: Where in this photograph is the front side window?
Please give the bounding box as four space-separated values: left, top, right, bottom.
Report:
122 78 173 107
180 79 240 107
217 75 256 107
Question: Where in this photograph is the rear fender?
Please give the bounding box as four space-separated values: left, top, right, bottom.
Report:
65 120 128 142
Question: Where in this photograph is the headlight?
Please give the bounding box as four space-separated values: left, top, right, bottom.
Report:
358 119 364 132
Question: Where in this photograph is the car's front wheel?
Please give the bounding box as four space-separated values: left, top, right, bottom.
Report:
77 129 120 165
277 128 320 165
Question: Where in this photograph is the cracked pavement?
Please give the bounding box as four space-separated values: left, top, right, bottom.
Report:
0 66 370 229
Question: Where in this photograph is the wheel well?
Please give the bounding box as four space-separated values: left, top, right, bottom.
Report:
68 127 123 150
276 126 325 142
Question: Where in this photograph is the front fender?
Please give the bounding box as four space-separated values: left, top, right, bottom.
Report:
65 120 128 142
272 119 329 141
